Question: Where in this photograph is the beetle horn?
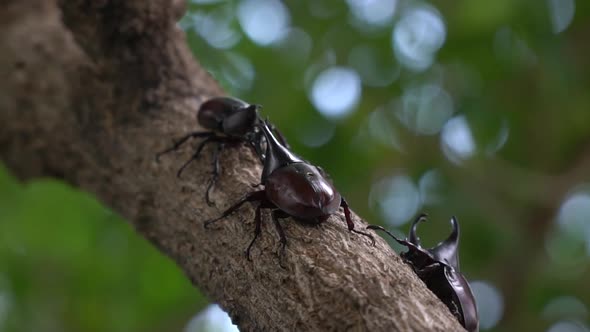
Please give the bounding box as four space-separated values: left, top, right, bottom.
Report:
430 216 460 270
258 120 302 183
409 213 428 246
246 104 261 112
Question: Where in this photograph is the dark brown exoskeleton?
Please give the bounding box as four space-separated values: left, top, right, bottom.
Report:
156 97 288 205
367 214 479 332
205 120 375 262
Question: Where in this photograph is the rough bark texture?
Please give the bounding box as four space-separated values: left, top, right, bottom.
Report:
0 1 466 331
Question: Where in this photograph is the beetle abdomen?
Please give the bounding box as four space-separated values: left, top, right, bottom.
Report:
265 163 341 219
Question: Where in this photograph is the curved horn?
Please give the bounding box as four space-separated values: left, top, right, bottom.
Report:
258 120 302 183
409 213 428 246
430 216 460 269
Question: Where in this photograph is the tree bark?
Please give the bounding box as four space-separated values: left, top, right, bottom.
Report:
0 1 466 331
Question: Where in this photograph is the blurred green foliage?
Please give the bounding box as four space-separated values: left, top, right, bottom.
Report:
0 166 203 332
2 0 590 331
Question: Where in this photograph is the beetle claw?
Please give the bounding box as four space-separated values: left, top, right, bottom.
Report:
352 229 375 246
245 249 253 262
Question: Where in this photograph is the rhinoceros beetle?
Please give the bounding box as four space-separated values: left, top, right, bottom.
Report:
367 214 479 332
156 97 288 205
205 120 374 261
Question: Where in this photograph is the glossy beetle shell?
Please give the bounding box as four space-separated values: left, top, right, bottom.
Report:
197 97 259 136
401 216 479 332
368 215 479 332
197 97 248 130
265 163 341 220
221 104 259 137
258 120 303 183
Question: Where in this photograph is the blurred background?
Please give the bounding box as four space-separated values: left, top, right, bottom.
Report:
1 0 589 331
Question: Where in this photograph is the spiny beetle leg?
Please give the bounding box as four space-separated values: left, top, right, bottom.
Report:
204 189 266 229
341 197 375 245
366 224 411 247
245 204 263 261
272 209 289 269
176 135 225 178
205 142 225 206
156 131 213 162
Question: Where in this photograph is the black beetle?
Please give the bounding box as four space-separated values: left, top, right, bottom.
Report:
156 97 288 205
367 214 479 332
205 120 375 261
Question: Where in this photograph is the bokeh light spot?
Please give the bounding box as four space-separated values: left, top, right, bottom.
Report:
557 190 590 232
297 121 336 148
185 304 239 332
471 280 504 330
392 5 446 71
547 321 590 332
0 291 10 329
485 119 510 156
220 52 256 92
346 0 397 27
545 228 587 278
368 109 403 150
186 9 241 49
396 84 454 135
348 45 400 87
493 26 538 65
418 169 443 205
556 188 590 256
238 0 291 46
542 296 588 321
369 175 420 227
276 28 313 65
547 0 575 34
311 67 362 119
441 115 476 164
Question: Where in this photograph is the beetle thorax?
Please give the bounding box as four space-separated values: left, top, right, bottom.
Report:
265 163 341 220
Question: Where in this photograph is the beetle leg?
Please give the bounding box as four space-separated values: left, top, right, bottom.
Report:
366 224 417 249
271 210 289 268
204 189 266 228
245 203 263 261
156 131 214 161
205 142 225 206
176 135 221 178
341 197 375 245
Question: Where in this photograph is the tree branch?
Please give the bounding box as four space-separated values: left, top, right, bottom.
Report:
0 1 465 331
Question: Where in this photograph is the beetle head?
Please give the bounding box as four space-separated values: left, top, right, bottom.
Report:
429 216 460 270
407 214 460 270
367 215 477 332
198 97 250 131
258 120 303 183
222 104 260 137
